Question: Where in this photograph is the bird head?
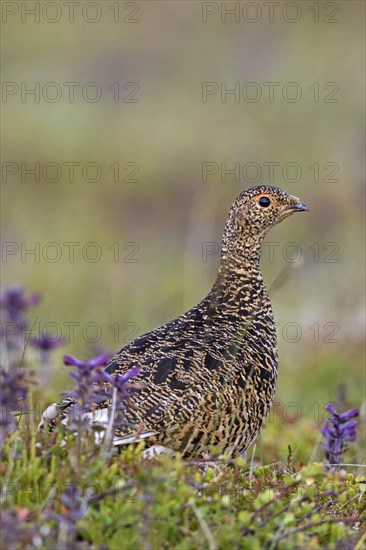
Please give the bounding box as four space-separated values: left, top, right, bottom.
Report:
232 185 309 236
221 185 309 262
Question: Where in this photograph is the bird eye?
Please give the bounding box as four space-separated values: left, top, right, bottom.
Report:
258 196 271 208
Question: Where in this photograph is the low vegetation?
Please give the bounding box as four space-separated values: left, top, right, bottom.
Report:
1 287 365 549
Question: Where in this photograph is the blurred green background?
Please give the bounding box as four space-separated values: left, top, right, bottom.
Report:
1 2 365 459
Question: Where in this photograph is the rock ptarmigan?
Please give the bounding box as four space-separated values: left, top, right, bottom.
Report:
40 185 308 457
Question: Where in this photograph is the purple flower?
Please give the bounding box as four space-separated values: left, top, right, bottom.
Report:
0 285 41 325
60 353 143 439
112 366 141 397
61 354 113 428
53 485 88 546
64 354 112 400
59 485 87 522
63 353 111 369
0 367 29 408
30 334 66 362
0 367 30 449
321 403 359 468
0 286 41 357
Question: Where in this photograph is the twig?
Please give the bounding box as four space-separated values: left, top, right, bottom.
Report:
19 315 38 368
272 516 366 545
251 480 302 522
104 386 117 450
354 532 366 550
189 498 217 550
248 443 257 481
268 263 297 295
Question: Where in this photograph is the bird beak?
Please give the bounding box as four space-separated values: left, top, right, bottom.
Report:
286 200 309 213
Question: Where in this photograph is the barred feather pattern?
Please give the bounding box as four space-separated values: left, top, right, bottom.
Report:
42 185 308 457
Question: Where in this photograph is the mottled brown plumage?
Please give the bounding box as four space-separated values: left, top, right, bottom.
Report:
41 185 308 457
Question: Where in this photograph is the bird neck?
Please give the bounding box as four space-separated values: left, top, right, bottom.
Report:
220 230 265 274
214 251 263 294
202 220 270 320
205 238 268 321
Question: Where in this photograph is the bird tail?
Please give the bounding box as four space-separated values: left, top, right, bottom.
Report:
38 400 160 449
